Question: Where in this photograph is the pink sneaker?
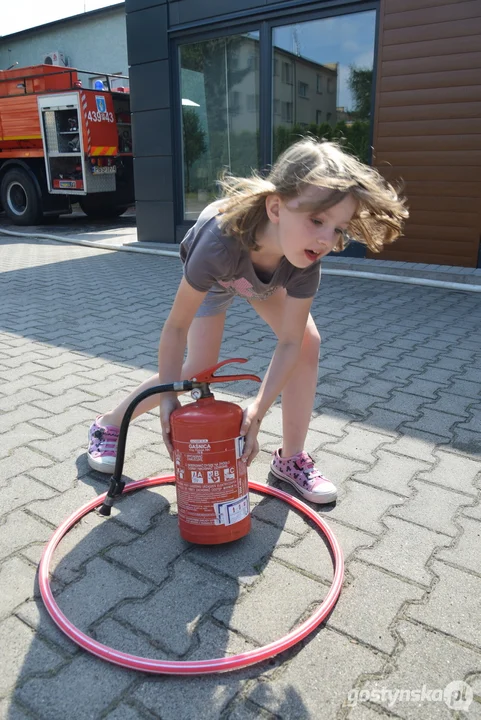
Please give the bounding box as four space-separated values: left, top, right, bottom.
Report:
87 417 119 473
270 449 337 504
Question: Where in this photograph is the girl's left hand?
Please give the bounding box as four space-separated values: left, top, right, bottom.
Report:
240 403 262 466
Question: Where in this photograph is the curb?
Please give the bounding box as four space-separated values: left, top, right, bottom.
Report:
2 226 481 293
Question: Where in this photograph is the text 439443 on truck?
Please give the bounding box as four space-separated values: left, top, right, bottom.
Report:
0 64 134 224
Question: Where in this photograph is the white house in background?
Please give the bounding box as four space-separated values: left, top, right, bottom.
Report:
0 3 128 81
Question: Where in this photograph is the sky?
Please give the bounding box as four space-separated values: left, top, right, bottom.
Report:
1 0 120 37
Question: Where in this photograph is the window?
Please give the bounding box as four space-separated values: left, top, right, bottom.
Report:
299 81 308 98
230 91 241 114
282 62 293 84
247 94 259 112
281 101 293 123
179 32 260 221
272 11 376 161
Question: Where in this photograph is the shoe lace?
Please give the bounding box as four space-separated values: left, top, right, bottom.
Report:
92 426 118 450
296 453 324 483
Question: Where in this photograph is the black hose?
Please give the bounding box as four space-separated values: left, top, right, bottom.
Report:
99 380 193 516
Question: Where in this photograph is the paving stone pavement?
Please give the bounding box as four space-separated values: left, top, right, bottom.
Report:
1 235 480 720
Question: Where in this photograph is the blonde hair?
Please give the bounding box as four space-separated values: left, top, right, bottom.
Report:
217 138 408 253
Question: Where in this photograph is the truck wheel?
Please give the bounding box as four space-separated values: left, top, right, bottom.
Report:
79 195 129 219
0 168 42 225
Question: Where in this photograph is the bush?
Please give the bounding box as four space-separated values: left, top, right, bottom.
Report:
273 120 371 164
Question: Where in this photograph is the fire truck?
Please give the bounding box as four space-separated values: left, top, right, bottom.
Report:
0 64 134 225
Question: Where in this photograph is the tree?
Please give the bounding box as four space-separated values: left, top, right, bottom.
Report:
348 66 373 120
182 108 207 193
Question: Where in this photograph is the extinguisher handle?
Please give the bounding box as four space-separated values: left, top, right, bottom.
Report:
191 357 261 385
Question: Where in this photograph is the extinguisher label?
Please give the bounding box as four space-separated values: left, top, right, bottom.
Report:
174 435 249 527
214 493 250 526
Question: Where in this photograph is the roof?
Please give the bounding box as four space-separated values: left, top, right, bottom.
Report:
0 3 125 41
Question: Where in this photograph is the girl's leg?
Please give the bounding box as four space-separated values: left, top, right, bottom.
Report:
249 290 336 503
100 312 226 427
248 289 320 457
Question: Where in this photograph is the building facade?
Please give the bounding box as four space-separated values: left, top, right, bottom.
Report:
0 4 128 87
1 1 480 267
126 0 481 267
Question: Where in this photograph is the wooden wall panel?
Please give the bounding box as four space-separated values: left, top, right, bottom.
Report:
378 118 480 137
380 87 481 107
371 0 481 267
384 1 481 30
381 69 480 92
384 18 481 46
375 151 481 166
376 135 481 151
378 102 481 122
407 196 478 212
408 211 479 227
378 166 481 182
382 35 480 62
403 182 479 197
385 0 478 13
382 52 481 77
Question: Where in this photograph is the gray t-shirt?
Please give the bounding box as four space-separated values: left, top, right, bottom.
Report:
180 201 321 301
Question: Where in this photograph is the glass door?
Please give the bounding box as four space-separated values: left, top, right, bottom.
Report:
179 31 260 221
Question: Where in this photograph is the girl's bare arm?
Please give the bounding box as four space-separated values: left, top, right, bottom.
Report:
158 278 207 454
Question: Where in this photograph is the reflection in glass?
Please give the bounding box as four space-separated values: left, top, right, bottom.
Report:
272 12 376 162
180 32 260 220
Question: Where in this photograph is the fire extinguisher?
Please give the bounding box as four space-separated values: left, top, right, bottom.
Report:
171 359 261 545
99 359 261 546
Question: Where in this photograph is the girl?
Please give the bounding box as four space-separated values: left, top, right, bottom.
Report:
87 138 407 504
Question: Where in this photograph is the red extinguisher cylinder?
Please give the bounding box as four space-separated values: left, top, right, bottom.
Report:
170 397 251 544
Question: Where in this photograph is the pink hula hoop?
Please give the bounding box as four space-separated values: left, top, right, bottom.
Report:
39 476 344 675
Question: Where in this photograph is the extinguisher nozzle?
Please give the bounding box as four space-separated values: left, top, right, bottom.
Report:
98 477 125 518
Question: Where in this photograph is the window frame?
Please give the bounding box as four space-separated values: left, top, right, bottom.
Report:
299 81 309 98
170 1 379 229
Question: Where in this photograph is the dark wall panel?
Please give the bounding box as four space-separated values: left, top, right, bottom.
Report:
127 4 168 65
134 156 174 202
127 1 173 241
126 0 165 12
169 0 266 26
132 109 172 157
167 0 349 25
129 60 170 112
136 201 176 243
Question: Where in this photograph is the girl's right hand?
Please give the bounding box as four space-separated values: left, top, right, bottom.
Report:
159 393 181 460
240 402 262 466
